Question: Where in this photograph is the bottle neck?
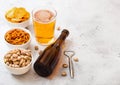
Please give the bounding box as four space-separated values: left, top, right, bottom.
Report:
54 29 69 47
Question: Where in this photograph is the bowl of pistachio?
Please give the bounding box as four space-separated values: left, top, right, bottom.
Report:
4 49 32 75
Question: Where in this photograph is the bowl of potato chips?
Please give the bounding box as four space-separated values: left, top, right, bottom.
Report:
4 27 31 49
5 7 30 28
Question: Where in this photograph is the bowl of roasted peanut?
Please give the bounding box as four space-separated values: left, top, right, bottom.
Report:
5 7 30 27
4 49 32 75
4 27 31 49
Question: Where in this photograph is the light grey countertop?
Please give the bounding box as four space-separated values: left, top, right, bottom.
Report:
1 0 120 85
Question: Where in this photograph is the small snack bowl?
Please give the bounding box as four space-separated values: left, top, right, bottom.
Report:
4 27 31 49
6 19 30 28
3 49 32 75
5 7 30 27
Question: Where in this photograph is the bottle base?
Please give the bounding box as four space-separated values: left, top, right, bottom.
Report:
34 63 52 77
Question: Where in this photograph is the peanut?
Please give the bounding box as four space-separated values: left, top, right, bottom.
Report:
61 71 67 76
12 54 18 58
5 54 11 58
13 61 19 65
25 60 31 65
6 62 9 65
4 49 32 68
14 65 19 68
62 64 68 68
73 57 79 62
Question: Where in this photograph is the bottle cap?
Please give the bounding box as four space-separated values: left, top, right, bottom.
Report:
62 29 69 36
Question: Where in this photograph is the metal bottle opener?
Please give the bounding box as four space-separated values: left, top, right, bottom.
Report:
64 51 75 79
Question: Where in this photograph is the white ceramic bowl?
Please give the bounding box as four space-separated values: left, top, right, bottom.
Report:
3 49 32 75
4 27 31 49
5 19 30 28
4 60 32 75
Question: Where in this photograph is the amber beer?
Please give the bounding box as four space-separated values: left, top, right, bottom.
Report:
32 7 57 45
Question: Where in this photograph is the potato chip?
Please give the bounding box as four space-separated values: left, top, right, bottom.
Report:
6 7 17 18
15 8 26 19
5 7 30 23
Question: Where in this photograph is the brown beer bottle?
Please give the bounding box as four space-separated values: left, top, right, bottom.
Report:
34 29 69 77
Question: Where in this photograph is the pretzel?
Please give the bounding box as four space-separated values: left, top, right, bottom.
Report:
5 29 30 45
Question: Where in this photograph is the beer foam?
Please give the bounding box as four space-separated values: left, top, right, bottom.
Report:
34 10 54 22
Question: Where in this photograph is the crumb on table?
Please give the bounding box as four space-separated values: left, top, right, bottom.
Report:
57 26 61 31
34 46 39 50
39 50 42 55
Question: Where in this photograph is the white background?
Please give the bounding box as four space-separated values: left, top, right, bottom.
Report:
1 0 120 85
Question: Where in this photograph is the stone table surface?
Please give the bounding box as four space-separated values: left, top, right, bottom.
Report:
1 0 120 85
